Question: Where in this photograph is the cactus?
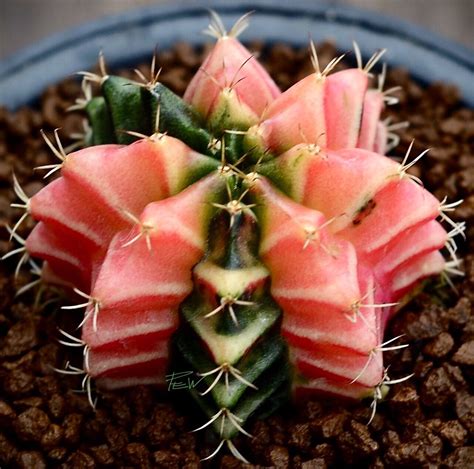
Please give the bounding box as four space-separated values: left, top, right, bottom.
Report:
5 12 464 462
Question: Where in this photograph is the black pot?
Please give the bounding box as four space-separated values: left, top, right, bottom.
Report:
1 0 473 109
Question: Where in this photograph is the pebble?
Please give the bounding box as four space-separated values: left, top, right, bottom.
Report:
36 375 61 397
16 450 47 469
455 392 474 435
442 446 474 468
0 432 18 465
267 445 289 467
153 450 180 468
14 407 51 443
0 317 38 357
386 423 443 467
0 399 15 427
336 420 378 464
288 423 311 450
47 447 68 463
420 366 457 408
392 306 448 341
389 386 422 424
444 297 471 328
104 423 128 452
312 411 349 438
0 161 10 182
438 420 467 448
64 450 96 468
89 445 114 466
423 332 454 358
48 393 66 419
452 340 474 365
440 118 465 135
301 457 327 468
307 444 333 467
123 442 151 468
146 411 177 447
63 413 83 445
41 423 63 450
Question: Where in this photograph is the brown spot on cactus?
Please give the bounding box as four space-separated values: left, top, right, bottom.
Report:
353 199 377 226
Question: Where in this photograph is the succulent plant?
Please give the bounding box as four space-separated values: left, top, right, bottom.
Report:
5 12 464 462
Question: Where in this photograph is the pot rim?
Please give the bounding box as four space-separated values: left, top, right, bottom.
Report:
1 0 473 109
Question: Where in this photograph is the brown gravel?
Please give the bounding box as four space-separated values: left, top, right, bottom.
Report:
0 41 473 468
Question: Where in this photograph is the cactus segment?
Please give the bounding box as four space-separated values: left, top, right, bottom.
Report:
357 90 385 151
175 331 287 409
188 357 290 441
292 341 383 390
295 374 375 400
184 36 280 128
323 69 368 149
224 132 246 164
182 293 281 365
245 74 327 155
208 86 260 132
182 212 281 365
28 139 219 290
259 146 398 229
259 146 443 270
367 220 447 284
390 250 446 301
337 179 441 254
243 69 369 156
251 179 380 362
89 336 169 389
172 210 290 449
374 121 388 154
249 154 450 397
81 174 225 386
249 170 453 397
26 221 88 289
88 76 218 156
252 179 378 350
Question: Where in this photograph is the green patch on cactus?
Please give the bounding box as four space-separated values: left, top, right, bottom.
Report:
224 132 245 165
174 330 287 409
193 262 269 299
102 76 151 144
181 294 281 364
175 157 222 194
212 297 280 337
206 211 261 270
256 157 296 199
188 357 291 440
181 211 281 364
208 88 259 134
85 96 116 145
145 83 215 155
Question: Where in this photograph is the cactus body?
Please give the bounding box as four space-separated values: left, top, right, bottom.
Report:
8 14 462 462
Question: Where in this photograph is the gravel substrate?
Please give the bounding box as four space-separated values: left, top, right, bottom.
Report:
0 42 473 468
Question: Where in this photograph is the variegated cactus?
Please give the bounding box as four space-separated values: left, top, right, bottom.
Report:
5 12 464 462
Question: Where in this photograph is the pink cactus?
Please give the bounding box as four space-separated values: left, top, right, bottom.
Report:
5 12 463 462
